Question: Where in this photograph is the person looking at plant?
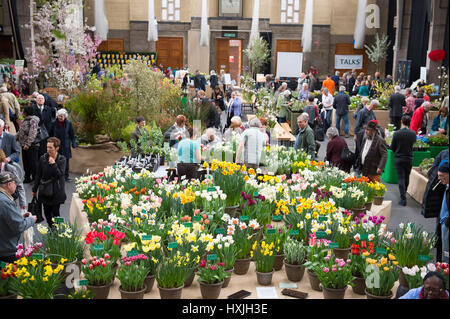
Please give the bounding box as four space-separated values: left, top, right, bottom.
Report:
224 116 244 141
49 108 76 182
410 101 431 134
0 171 36 263
430 107 449 136
130 116 149 158
235 117 267 170
400 271 449 299
164 115 187 148
276 90 291 124
32 137 67 228
177 127 201 181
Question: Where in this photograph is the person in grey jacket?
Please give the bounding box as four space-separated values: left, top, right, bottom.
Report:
0 119 20 163
17 106 41 183
0 150 27 211
0 172 36 263
354 99 378 136
294 113 316 158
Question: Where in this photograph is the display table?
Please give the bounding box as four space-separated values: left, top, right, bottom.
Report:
407 168 428 205
429 145 448 159
412 150 432 167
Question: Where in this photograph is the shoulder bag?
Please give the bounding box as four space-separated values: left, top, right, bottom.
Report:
313 106 325 142
341 145 356 165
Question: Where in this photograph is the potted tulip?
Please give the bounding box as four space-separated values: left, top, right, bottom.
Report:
283 238 307 282
155 251 191 299
251 240 276 286
303 234 330 291
363 254 400 299
197 260 229 299
209 234 237 288
0 263 17 299
313 255 354 299
229 218 260 275
117 254 149 299
81 254 115 299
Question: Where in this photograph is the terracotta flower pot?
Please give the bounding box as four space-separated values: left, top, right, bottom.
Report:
233 258 251 275
373 196 384 206
222 267 234 288
307 269 322 291
87 281 114 299
352 276 366 295
144 274 156 293
157 284 184 299
119 284 147 299
273 254 285 271
333 247 351 259
199 280 223 299
322 285 348 299
256 270 274 286
365 288 393 299
284 260 306 282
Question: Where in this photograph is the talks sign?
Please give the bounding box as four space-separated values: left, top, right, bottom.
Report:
335 55 364 70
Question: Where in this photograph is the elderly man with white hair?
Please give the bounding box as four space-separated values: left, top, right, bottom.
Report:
235 117 267 169
294 113 316 158
298 83 310 102
0 119 20 164
49 108 76 181
388 85 406 130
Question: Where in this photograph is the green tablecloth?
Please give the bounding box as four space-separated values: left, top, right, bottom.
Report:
428 145 448 159
382 149 432 184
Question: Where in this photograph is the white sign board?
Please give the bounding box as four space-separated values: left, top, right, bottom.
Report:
420 67 427 81
223 73 232 85
276 52 303 78
335 55 363 70
256 74 265 83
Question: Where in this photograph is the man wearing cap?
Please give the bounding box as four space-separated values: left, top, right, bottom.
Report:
437 159 449 262
390 116 417 206
355 120 388 183
0 172 37 263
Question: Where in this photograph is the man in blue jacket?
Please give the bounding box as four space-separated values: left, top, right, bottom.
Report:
333 86 351 138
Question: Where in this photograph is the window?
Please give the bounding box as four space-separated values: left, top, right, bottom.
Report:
280 0 300 24
161 0 180 21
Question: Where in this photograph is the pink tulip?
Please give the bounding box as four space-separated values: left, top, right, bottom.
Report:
81 259 87 265
323 267 330 273
332 267 337 272
89 264 93 270
338 261 346 267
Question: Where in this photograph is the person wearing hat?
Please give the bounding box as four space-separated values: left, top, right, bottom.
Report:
276 89 292 124
437 158 449 262
0 171 37 263
355 119 388 183
390 115 417 206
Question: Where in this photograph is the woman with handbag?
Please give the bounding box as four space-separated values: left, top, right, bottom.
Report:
31 137 66 228
17 106 40 183
325 127 352 173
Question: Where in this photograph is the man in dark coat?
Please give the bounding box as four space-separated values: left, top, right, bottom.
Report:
33 94 55 158
347 72 356 94
49 109 76 181
194 70 207 92
355 120 388 183
390 116 417 206
31 137 66 228
333 86 351 138
354 99 378 136
388 86 406 130
422 149 449 261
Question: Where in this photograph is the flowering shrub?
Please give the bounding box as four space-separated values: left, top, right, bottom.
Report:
197 260 229 284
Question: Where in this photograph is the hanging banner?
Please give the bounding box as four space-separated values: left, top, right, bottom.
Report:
334 55 363 69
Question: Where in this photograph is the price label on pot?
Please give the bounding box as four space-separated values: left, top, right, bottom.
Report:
253 192 259 197
208 215 213 221
267 228 276 235
127 250 138 257
193 216 202 222
360 234 369 241
318 216 328 222
289 230 299 236
168 242 178 249
141 235 152 241
329 243 339 248
375 247 387 255
215 228 225 234
207 187 216 192
183 222 193 228
315 231 326 238
272 215 282 221
105 226 111 233
0 262 6 269
240 215 249 221
31 253 44 260
78 279 89 286
207 254 217 261
418 255 431 261
54 217 65 224
92 245 104 251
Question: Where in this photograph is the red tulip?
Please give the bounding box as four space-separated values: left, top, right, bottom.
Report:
199 260 206 268
113 238 121 245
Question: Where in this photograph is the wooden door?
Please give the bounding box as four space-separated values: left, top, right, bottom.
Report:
216 39 230 74
334 43 368 74
275 39 302 77
98 38 124 52
156 37 183 69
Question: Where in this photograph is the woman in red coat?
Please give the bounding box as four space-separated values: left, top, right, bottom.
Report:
325 127 351 173
410 102 431 134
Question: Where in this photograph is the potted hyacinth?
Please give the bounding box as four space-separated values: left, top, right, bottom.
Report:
116 254 149 299
314 255 354 299
81 254 115 299
283 238 307 282
197 260 229 299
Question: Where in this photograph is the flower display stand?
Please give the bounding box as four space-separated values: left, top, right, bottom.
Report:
412 150 431 168
429 145 448 159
